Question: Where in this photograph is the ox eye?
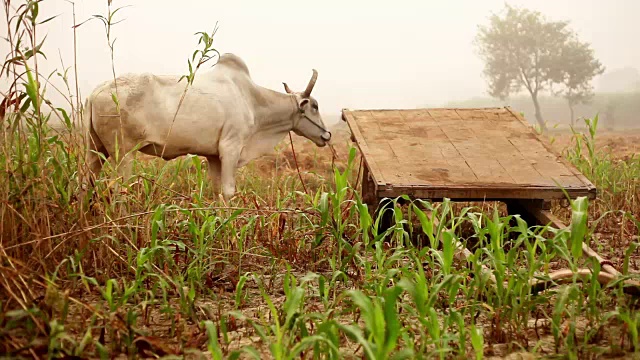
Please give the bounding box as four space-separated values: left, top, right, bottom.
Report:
312 104 318 110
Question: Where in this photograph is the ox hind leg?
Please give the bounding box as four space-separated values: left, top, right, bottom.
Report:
81 127 110 209
86 137 109 189
113 149 135 186
102 133 140 187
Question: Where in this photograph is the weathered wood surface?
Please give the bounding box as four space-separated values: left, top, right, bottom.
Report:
342 107 597 201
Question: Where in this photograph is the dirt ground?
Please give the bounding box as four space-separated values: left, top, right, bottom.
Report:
547 128 640 159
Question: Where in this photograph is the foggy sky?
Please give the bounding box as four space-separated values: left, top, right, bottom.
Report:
2 0 639 125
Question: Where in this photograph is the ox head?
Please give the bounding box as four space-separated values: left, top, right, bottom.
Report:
283 69 331 147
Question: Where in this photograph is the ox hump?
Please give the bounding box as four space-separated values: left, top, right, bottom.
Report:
217 53 250 75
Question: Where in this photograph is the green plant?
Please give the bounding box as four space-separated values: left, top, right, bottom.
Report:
2 1 640 358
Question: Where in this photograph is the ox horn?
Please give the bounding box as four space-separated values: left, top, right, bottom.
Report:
283 82 294 94
302 69 318 98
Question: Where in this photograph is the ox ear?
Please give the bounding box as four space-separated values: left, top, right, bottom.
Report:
298 98 309 109
283 82 294 94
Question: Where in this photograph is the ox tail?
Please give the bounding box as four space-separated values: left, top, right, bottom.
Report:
83 97 105 156
82 96 108 191
81 97 90 137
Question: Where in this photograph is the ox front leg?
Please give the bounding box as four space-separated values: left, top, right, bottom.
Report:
206 156 222 196
219 147 241 203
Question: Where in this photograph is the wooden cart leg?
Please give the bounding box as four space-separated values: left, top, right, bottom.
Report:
375 198 396 235
361 163 378 224
361 164 394 234
505 199 551 229
361 163 376 209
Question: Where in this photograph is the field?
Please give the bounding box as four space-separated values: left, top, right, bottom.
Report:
2 4 640 359
2 109 640 359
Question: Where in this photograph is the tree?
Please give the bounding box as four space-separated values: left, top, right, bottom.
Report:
474 5 603 131
553 39 605 127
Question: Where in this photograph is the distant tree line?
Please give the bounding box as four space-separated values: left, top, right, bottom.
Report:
444 91 640 130
474 5 605 131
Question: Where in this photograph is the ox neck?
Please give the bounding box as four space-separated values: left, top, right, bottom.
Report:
237 86 299 165
250 86 297 133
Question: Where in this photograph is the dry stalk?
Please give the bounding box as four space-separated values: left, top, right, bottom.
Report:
289 132 309 196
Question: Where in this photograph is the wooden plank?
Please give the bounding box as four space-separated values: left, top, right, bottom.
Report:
435 110 516 185
482 134 553 186
342 109 387 188
504 110 594 190
377 185 595 201
506 107 597 192
342 106 597 202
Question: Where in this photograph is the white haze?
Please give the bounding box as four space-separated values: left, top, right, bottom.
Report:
1 0 639 125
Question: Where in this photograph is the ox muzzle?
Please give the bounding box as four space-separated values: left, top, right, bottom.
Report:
302 114 331 142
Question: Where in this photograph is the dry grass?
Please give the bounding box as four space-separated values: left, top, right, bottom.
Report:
2 115 640 359
2 2 640 358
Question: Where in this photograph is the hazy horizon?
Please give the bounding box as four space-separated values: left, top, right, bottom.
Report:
2 0 639 125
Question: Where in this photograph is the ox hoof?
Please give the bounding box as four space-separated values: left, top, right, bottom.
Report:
217 193 229 207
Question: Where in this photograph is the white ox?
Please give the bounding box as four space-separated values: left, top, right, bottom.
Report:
83 53 331 201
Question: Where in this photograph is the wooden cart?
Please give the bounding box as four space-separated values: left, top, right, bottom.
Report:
341 107 596 226
340 106 640 294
